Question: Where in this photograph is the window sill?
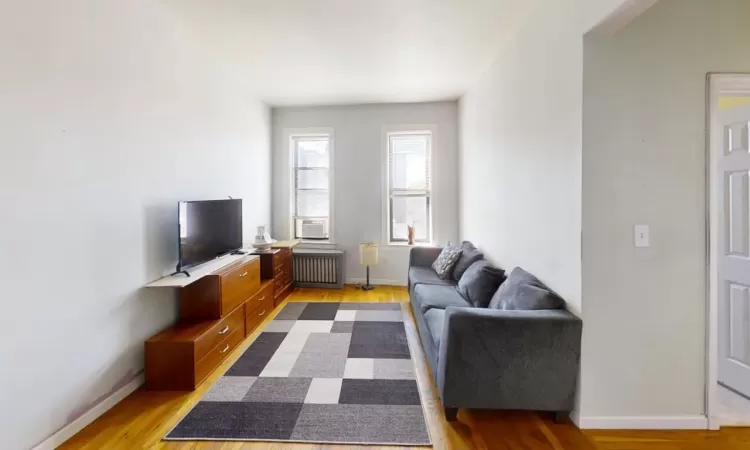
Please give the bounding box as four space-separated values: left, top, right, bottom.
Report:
297 240 337 248
383 242 436 248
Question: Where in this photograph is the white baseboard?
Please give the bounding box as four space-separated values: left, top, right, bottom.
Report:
572 414 708 430
346 278 406 286
33 373 144 450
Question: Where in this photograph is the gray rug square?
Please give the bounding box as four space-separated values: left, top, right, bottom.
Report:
274 302 307 320
263 320 296 332
374 358 416 380
298 302 340 320
338 303 402 310
339 379 422 405
349 321 411 359
330 321 354 333
165 302 430 446
290 404 430 445
203 376 257 402
167 402 303 440
289 332 350 378
354 310 404 322
242 377 312 403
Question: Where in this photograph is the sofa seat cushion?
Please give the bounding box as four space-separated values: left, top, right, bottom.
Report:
423 308 446 350
409 266 457 290
414 283 471 313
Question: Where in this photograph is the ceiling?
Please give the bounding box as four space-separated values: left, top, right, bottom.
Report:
165 0 537 106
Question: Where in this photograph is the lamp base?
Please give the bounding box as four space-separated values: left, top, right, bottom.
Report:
361 265 375 290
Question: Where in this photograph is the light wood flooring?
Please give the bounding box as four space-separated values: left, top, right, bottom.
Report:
60 286 750 449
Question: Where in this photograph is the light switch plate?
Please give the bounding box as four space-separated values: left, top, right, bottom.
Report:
634 225 649 248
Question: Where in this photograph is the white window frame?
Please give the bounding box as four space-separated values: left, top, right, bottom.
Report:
382 125 435 245
288 128 335 244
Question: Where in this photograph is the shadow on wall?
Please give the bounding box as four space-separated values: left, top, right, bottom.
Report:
44 203 183 444
143 202 180 280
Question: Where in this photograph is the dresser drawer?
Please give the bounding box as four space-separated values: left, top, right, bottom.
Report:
221 258 260 314
195 326 244 386
194 305 244 361
245 293 274 335
245 281 274 317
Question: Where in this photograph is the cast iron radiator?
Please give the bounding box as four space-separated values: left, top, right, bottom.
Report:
292 249 345 289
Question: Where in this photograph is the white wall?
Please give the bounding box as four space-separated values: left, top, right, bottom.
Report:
272 103 459 285
458 0 634 315
0 1 270 448
582 0 750 420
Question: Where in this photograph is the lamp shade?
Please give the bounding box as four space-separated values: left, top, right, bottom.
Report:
359 243 379 266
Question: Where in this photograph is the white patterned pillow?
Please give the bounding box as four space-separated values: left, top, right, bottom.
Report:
431 243 463 280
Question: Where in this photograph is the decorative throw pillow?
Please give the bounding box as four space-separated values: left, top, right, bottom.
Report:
431 243 462 280
457 260 506 307
489 267 565 310
452 241 485 281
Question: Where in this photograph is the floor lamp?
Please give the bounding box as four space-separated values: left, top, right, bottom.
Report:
359 243 378 291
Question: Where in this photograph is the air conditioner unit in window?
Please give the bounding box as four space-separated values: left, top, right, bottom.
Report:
300 219 327 239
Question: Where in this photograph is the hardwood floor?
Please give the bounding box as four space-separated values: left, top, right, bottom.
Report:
60 286 750 450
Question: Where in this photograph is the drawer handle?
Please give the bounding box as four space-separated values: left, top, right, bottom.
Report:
258 296 265 302
239 271 248 277
218 326 229 335
219 344 230 354
258 309 266 316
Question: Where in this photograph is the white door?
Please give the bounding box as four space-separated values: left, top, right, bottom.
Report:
719 101 750 398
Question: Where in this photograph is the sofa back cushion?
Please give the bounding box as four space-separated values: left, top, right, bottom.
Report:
431 243 463 280
457 260 506 308
452 241 485 281
489 267 565 310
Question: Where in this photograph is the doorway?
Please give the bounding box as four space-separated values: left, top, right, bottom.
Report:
707 73 750 429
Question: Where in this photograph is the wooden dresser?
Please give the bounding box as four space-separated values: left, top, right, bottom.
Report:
251 249 294 306
145 256 277 391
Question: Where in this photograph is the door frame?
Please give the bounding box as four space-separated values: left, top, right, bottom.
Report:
706 73 750 430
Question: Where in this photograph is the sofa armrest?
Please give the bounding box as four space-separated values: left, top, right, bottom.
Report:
437 307 582 411
409 246 443 268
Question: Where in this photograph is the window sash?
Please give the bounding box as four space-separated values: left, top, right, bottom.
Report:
387 131 432 243
388 195 431 243
292 135 331 240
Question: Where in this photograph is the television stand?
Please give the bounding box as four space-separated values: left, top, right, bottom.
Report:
146 254 255 288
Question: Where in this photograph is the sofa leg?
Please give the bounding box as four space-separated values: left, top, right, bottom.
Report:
555 411 570 423
444 407 459 421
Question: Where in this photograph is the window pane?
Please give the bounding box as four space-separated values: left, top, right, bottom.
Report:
390 136 428 190
391 196 429 241
296 190 329 217
296 139 329 168
296 168 329 190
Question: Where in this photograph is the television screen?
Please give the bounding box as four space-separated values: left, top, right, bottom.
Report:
178 199 242 271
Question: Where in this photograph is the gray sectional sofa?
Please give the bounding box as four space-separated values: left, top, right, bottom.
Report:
408 244 582 421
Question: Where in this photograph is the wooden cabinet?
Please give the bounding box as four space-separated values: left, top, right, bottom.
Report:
179 258 260 320
145 305 245 390
245 280 275 335
145 255 277 391
251 249 294 306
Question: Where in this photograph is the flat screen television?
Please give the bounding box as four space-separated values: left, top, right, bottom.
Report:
177 199 243 272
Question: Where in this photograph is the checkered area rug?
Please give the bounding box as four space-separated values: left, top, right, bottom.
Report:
165 302 431 445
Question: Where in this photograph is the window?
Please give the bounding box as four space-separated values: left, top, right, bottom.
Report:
386 131 432 243
292 134 332 240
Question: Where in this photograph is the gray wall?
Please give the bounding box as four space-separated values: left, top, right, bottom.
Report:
582 0 750 418
272 102 459 285
0 1 270 448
